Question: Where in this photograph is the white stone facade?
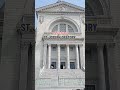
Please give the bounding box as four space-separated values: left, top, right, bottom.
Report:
35 1 85 90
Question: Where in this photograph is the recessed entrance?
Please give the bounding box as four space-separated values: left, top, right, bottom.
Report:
51 62 56 69
60 62 66 69
70 62 75 69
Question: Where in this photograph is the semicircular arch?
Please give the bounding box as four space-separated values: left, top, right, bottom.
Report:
46 16 81 33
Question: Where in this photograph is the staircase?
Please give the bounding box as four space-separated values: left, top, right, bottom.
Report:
36 69 85 90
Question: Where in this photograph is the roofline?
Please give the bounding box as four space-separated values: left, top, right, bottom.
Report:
36 1 85 12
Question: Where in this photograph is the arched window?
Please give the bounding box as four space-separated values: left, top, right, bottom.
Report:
50 21 78 32
52 25 58 32
68 25 74 32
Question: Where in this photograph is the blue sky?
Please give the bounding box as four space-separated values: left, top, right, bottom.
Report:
35 0 85 8
35 0 85 28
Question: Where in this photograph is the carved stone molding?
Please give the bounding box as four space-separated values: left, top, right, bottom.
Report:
39 16 44 24
21 41 30 50
80 16 85 24
58 6 66 11
30 41 36 47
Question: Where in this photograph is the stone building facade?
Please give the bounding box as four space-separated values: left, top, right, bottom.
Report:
35 1 85 90
0 0 120 90
85 0 119 90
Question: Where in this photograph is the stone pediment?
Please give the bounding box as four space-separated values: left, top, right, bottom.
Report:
36 1 84 13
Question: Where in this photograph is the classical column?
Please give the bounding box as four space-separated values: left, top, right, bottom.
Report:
67 44 70 69
97 43 106 90
48 44 51 69
0 0 27 89
19 41 29 90
43 44 47 69
106 43 116 90
76 45 80 69
58 44 60 69
79 44 85 70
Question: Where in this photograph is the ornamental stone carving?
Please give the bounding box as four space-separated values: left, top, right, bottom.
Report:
21 41 30 49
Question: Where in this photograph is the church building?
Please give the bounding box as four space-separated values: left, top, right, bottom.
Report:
35 1 85 90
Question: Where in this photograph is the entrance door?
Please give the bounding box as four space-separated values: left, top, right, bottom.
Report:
60 62 66 69
51 62 56 69
70 62 75 69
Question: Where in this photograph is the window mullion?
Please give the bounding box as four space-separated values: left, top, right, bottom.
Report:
66 24 68 32
58 24 60 32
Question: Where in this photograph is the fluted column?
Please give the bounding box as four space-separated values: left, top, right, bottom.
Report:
58 44 60 69
97 43 106 90
67 44 70 69
79 44 85 70
76 45 80 69
19 41 29 90
48 44 51 69
43 44 47 68
106 43 116 90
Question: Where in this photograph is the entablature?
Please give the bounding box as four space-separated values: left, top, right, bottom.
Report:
42 32 84 41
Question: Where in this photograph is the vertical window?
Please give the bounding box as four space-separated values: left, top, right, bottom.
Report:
60 62 66 69
61 46 65 51
52 46 57 51
70 46 74 51
60 24 66 32
68 25 74 32
70 62 75 69
51 62 56 69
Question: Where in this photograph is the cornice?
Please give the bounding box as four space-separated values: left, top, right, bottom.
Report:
38 11 85 14
36 1 84 14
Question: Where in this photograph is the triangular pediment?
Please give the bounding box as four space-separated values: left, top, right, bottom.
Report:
36 1 84 13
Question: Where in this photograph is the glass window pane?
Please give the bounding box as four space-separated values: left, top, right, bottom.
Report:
52 25 58 32
60 24 66 32
51 62 56 69
52 46 57 51
68 25 74 32
61 46 65 51
60 62 66 69
70 62 75 69
70 46 74 51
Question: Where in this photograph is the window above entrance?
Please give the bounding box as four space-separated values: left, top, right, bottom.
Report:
50 20 79 32
52 23 75 32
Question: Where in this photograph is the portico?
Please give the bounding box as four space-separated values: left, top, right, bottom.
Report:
43 43 84 69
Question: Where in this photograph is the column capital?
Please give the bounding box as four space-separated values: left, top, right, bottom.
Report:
30 41 35 46
21 41 30 50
